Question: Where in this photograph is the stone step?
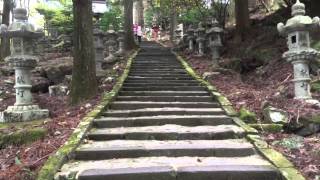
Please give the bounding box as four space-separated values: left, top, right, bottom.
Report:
129 70 186 74
56 156 281 180
128 74 191 78
122 86 206 91
116 96 211 102
123 83 200 87
131 66 182 69
94 115 232 128
110 101 220 110
75 139 256 160
118 91 210 96
133 62 180 65
126 76 193 80
129 72 188 75
102 108 224 117
131 68 185 71
124 80 199 84
88 124 244 140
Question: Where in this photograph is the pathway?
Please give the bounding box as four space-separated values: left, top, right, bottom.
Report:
56 42 282 180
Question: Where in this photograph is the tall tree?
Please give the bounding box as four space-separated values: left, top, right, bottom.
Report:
124 0 136 50
0 0 11 61
137 0 144 27
235 0 250 41
310 0 320 17
70 0 97 105
169 3 177 42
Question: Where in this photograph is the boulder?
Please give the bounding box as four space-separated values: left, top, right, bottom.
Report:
49 85 69 97
295 115 320 136
263 106 289 124
37 57 73 84
202 72 220 80
31 76 50 93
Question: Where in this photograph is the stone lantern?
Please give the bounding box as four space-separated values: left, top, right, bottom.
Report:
207 19 223 64
93 27 105 74
277 0 320 100
116 26 125 56
174 28 182 45
186 25 195 52
104 25 118 63
195 22 206 56
0 8 49 122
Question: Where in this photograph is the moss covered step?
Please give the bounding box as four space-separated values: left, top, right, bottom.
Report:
126 77 194 81
119 91 210 96
110 101 220 110
102 108 225 117
130 65 182 68
88 124 245 141
116 96 212 102
94 115 233 128
56 156 281 180
75 139 256 160
127 74 191 78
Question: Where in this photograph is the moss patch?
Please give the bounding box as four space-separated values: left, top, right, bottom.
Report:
279 168 305 180
36 50 139 180
249 123 283 133
311 80 320 92
0 128 47 148
239 107 257 123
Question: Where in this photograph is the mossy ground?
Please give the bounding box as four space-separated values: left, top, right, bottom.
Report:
0 120 48 148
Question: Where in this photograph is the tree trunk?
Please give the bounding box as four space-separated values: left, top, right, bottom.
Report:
169 5 177 42
0 0 11 61
124 0 136 50
70 0 97 105
235 0 250 41
137 0 144 27
310 0 320 17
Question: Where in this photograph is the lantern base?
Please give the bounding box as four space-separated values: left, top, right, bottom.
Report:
0 105 49 123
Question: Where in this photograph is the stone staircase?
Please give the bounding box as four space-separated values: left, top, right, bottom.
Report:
56 42 283 180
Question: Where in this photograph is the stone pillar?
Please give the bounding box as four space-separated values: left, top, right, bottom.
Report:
93 27 105 73
116 27 125 56
0 8 49 122
196 22 206 56
105 25 118 63
277 0 320 100
207 19 223 64
187 25 195 52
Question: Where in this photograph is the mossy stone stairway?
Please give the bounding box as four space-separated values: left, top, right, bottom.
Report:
56 42 283 180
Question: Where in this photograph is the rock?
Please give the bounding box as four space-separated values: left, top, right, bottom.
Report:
31 76 50 93
0 66 14 76
263 106 289 124
294 115 320 136
202 72 220 80
249 123 283 133
49 85 69 97
4 79 14 85
239 107 257 123
38 57 73 84
0 90 3 97
271 135 304 149
103 77 114 84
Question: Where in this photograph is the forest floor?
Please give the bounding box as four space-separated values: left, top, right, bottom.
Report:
0 52 130 180
160 7 320 180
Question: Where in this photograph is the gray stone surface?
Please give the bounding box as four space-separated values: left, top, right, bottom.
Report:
55 42 280 180
277 0 320 100
94 115 233 128
0 8 48 122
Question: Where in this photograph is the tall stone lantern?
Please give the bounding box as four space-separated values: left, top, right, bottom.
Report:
116 26 125 56
93 27 105 73
195 22 206 56
0 8 49 122
207 19 223 64
277 0 320 100
174 28 182 45
104 25 118 63
186 25 195 52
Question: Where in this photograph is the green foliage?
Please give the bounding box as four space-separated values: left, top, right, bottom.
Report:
35 1 73 34
311 80 320 92
100 3 123 31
